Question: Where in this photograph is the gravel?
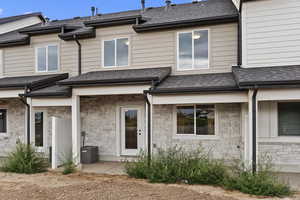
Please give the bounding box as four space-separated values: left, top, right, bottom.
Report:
0 172 298 200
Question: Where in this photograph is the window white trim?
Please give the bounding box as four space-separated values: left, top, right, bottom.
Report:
0 107 8 135
277 101 300 137
35 44 60 73
173 104 219 140
258 101 300 143
102 37 130 68
176 29 210 71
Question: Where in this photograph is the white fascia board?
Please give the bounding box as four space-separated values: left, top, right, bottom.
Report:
257 88 300 101
73 85 151 96
152 92 248 105
31 98 72 107
0 89 24 98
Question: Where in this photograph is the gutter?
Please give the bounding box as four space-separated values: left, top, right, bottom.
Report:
252 88 258 173
133 14 238 32
149 87 243 94
58 77 161 87
73 35 82 75
84 15 142 28
19 86 31 146
143 91 152 166
237 0 243 66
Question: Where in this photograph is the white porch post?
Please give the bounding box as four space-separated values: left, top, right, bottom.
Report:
245 90 253 167
72 95 81 165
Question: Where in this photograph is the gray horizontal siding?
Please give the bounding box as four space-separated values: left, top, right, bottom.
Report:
243 0 300 67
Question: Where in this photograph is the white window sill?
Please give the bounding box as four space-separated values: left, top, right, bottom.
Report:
173 134 219 140
259 136 300 144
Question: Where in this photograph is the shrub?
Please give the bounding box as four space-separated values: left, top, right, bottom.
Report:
125 152 149 179
62 157 76 175
125 146 228 185
223 160 292 197
223 170 292 197
1 143 48 174
126 147 292 197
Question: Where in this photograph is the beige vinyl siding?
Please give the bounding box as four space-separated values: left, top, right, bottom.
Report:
3 23 237 77
3 34 78 77
242 0 300 67
81 23 237 75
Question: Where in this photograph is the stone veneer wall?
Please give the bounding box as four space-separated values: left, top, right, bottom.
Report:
80 95 145 160
258 143 300 172
152 103 243 160
0 99 26 156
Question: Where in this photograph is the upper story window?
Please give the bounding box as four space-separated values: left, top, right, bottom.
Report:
177 30 209 70
103 38 129 67
36 45 59 72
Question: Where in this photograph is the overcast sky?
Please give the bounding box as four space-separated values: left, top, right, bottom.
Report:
0 0 193 20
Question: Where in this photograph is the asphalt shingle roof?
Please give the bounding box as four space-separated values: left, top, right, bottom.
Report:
152 72 239 93
0 12 44 25
59 67 171 86
233 65 300 87
0 73 68 90
138 0 238 27
24 85 72 97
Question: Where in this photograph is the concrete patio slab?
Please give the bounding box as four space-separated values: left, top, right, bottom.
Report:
81 162 126 175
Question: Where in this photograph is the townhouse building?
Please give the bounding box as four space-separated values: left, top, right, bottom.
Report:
0 0 298 172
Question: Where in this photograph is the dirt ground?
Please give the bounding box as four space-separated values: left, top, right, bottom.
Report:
0 172 299 200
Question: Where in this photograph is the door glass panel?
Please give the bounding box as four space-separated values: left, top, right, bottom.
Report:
35 112 44 147
125 110 138 149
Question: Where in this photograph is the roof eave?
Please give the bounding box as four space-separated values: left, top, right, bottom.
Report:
58 77 159 87
58 29 96 41
84 15 142 28
133 14 239 33
149 87 243 94
23 90 72 98
0 37 30 48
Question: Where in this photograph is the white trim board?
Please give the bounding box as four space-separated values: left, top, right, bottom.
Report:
152 92 248 105
0 90 24 98
31 98 72 107
257 88 300 101
73 85 151 96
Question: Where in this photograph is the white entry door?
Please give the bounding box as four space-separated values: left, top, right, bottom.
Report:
120 107 144 156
